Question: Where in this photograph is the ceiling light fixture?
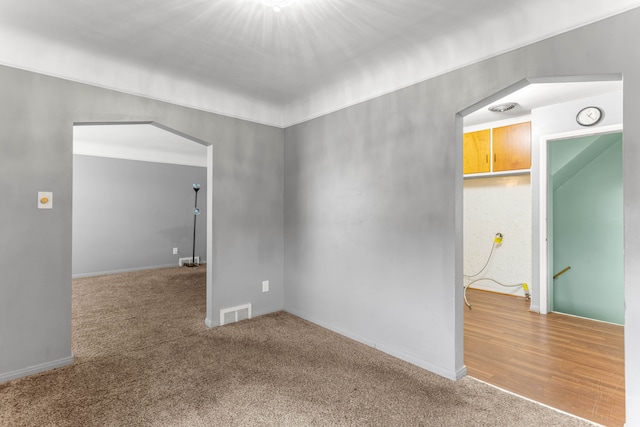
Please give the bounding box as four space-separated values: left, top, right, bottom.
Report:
262 0 294 12
488 102 518 113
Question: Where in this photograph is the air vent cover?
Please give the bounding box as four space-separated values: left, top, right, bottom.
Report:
220 303 252 325
179 256 200 266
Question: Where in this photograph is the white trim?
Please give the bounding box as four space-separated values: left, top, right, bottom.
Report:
549 308 624 327
463 169 530 179
0 355 74 384
463 115 532 133
538 124 623 314
468 377 602 426
285 308 463 381
206 145 214 329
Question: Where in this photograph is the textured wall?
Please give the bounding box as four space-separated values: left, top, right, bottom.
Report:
284 9 640 423
2 7 640 425
463 175 531 297
72 155 207 277
283 60 513 378
0 67 284 381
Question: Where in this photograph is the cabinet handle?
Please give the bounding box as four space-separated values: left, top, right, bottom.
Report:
494 153 496 163
486 154 488 163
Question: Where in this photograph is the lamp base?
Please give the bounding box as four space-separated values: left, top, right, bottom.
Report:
183 262 200 268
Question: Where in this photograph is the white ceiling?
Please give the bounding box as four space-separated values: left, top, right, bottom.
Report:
464 80 623 128
1 0 638 127
74 124 208 167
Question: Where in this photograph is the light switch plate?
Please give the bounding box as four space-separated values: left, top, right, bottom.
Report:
38 192 52 209
262 280 269 292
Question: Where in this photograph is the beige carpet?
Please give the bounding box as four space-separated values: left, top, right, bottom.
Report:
0 267 595 426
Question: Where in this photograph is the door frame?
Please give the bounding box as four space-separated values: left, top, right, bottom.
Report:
72 121 214 327
538 123 623 314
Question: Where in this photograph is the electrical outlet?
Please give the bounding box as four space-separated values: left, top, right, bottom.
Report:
262 280 269 292
173 248 178 255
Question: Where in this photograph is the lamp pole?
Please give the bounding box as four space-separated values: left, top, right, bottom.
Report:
187 184 201 267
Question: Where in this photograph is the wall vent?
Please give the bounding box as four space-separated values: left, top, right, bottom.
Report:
220 303 252 326
178 256 200 266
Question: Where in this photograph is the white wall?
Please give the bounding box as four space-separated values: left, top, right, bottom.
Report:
463 174 531 297
530 90 623 314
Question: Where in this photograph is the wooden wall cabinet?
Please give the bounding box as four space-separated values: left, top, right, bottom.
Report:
464 121 531 175
463 129 491 174
492 122 531 172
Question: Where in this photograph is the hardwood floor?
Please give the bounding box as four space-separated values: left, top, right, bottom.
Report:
464 288 625 427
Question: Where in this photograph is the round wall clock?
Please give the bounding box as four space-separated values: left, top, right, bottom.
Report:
576 106 603 126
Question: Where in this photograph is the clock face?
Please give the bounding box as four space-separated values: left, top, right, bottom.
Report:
576 106 603 126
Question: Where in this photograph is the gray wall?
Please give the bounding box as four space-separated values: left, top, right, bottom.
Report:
2 7 640 424
72 155 207 277
0 67 284 381
284 8 640 424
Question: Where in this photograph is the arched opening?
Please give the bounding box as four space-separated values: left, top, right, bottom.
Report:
458 76 625 425
72 122 213 356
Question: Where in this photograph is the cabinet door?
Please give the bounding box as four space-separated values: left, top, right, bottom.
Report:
492 122 531 172
463 129 491 174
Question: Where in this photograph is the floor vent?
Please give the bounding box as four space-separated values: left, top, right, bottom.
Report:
220 303 252 326
178 256 200 266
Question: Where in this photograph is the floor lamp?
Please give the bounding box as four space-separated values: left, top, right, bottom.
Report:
185 183 201 267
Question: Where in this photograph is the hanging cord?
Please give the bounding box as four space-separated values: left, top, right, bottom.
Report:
463 232 529 308
464 234 501 279
463 233 500 308
464 279 530 308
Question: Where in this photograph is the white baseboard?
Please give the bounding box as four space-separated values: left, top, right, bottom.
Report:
0 355 74 384
470 377 601 426
72 262 207 279
285 308 462 381
205 305 283 329
455 365 468 380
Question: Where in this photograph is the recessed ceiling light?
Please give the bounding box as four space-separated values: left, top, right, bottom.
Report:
488 102 518 113
262 0 294 12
